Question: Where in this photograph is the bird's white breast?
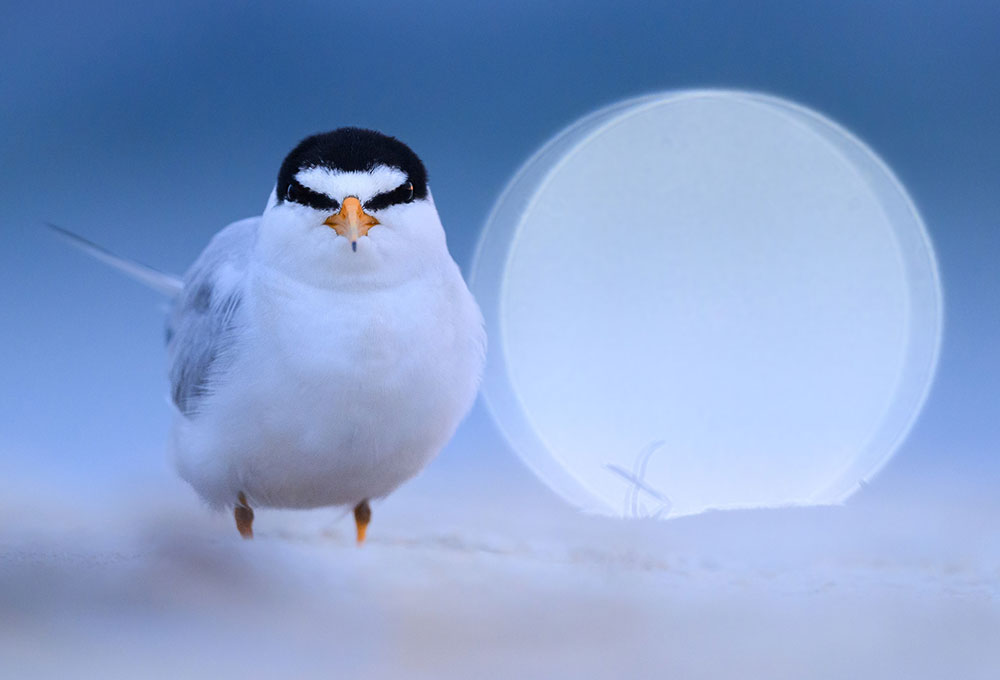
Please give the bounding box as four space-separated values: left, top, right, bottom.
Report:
172 260 484 510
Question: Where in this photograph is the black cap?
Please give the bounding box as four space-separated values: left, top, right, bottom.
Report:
276 127 428 212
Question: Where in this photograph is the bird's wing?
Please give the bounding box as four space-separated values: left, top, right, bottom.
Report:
167 217 258 417
46 222 183 296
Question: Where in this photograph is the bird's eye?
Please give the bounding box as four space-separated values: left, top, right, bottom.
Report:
285 183 299 202
364 181 416 212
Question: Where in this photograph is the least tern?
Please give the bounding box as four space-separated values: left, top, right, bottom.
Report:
55 128 486 542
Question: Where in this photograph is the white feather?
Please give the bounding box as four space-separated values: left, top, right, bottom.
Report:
295 165 407 203
169 192 486 510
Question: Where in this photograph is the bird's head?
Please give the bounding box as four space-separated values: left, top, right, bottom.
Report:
257 127 446 288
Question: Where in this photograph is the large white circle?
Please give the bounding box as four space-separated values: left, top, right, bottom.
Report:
471 91 942 519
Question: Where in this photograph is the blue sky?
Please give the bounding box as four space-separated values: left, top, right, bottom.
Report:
1 1 998 502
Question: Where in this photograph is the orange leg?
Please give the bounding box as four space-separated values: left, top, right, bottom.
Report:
353 499 371 544
234 491 254 539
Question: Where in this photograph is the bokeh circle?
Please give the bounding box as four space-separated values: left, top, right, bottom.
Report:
471 91 942 518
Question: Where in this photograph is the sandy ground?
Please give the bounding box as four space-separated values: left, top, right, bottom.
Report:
2 451 998 679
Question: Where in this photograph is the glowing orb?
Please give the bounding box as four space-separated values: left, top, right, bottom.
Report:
471 91 941 518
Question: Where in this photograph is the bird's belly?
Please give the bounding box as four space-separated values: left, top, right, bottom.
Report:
241 350 455 507
177 279 481 509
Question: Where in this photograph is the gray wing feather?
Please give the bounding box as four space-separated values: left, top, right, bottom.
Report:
167 217 258 416
47 222 184 296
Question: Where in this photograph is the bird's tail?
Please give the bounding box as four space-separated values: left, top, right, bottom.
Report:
46 222 183 297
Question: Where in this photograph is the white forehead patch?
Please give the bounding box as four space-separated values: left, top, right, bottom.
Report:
295 164 407 203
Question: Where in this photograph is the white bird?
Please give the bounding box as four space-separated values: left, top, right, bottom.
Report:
53 128 486 542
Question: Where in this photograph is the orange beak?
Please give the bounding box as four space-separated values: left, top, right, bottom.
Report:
323 196 379 252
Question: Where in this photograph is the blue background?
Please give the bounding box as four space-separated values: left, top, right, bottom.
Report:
2 1 997 505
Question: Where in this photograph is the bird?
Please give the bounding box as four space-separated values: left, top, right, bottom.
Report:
52 127 486 543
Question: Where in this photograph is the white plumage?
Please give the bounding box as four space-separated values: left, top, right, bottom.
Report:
144 128 482 539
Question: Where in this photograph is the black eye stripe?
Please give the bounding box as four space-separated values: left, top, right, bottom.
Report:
282 177 416 213
364 182 415 212
283 180 340 212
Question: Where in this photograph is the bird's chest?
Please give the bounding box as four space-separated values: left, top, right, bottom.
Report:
240 276 455 450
